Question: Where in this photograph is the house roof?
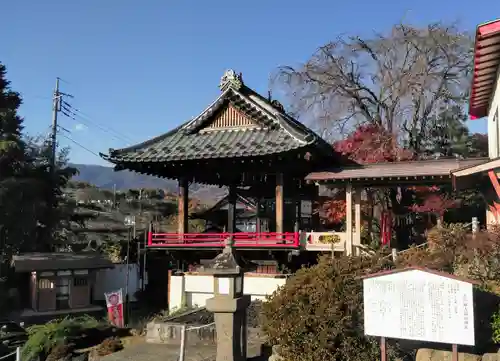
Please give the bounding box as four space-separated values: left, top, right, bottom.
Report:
101 70 333 165
11 252 115 272
190 193 257 220
305 158 488 184
469 19 500 119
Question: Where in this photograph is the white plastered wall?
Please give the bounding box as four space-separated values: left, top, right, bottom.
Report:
487 66 500 159
168 273 287 311
486 66 500 226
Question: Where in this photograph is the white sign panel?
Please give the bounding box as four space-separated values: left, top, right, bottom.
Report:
301 201 312 217
363 269 474 346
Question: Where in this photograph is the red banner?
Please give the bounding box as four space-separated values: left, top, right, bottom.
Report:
381 212 392 247
104 289 124 328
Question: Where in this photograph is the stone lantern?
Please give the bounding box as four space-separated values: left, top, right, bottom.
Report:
203 239 252 361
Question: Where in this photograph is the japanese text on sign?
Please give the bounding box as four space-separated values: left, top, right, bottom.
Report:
363 269 474 346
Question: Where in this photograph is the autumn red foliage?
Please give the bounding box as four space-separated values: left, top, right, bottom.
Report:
407 186 458 218
320 124 413 224
333 124 413 163
326 125 457 226
321 199 346 224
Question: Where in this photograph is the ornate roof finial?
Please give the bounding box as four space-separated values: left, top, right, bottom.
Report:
219 69 243 92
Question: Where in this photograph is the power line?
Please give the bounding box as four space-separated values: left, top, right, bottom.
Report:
60 101 133 144
58 132 101 158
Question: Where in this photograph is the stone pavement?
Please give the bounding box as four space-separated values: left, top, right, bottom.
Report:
100 340 265 361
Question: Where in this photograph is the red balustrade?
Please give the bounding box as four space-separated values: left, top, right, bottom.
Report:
147 232 300 248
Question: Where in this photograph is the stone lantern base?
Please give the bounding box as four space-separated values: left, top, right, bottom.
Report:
206 294 251 361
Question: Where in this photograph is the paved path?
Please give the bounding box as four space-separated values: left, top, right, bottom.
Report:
101 340 265 361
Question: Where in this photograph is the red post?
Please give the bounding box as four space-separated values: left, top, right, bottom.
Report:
294 232 300 247
147 231 152 246
380 337 386 361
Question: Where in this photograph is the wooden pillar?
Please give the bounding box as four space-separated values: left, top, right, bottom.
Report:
275 173 284 233
227 185 237 233
354 188 362 256
345 183 353 256
177 178 189 234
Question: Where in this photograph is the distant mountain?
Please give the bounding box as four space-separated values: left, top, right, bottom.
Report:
70 163 177 191
70 163 225 202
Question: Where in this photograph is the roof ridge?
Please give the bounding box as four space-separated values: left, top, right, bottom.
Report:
240 86 312 145
338 157 490 168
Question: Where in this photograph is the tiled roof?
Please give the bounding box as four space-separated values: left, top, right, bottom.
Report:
306 158 489 182
12 252 114 272
102 70 332 164
469 19 500 119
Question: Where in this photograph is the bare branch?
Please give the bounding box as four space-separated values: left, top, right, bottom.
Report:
272 21 473 149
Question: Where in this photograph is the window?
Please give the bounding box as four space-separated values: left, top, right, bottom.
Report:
73 277 88 287
55 278 70 310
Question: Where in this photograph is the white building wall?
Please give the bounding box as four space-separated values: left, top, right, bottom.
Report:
487 67 500 159
93 264 142 302
169 273 287 311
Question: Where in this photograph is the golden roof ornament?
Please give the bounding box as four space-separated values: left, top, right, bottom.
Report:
219 69 243 91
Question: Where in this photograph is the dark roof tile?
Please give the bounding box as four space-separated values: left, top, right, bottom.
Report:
102 70 332 164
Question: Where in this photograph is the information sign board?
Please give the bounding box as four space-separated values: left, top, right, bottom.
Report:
363 269 474 346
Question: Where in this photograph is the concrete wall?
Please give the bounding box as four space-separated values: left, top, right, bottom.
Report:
169 273 287 311
93 264 142 302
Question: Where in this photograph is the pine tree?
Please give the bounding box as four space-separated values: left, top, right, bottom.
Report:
0 63 79 256
0 63 33 257
425 105 471 158
0 63 26 175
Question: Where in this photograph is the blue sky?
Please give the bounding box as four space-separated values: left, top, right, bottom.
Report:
2 0 498 165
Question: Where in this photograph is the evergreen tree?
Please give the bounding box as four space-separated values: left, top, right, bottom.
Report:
425 105 471 158
0 63 26 174
0 63 79 257
0 62 32 257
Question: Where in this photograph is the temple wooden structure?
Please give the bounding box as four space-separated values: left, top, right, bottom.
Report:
306 157 487 252
102 69 338 267
451 19 500 225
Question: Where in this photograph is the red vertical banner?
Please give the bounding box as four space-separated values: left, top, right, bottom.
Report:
380 212 392 247
104 289 124 328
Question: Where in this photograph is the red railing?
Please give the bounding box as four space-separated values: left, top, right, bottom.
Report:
147 232 300 248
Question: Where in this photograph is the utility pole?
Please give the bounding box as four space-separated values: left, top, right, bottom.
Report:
51 78 60 169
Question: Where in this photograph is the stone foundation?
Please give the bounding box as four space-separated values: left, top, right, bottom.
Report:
146 321 263 345
415 348 500 361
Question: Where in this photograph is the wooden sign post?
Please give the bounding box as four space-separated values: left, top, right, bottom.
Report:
380 336 386 361
362 267 476 360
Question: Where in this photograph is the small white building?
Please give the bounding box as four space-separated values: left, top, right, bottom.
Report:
452 19 500 225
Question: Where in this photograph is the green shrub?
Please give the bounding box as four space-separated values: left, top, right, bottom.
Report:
492 308 500 344
261 254 400 361
22 315 101 360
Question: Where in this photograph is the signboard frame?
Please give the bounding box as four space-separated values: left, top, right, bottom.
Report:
361 267 477 361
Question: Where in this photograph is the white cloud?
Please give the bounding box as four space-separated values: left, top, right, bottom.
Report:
74 123 87 131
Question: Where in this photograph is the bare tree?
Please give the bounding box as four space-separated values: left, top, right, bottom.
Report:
273 22 473 153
